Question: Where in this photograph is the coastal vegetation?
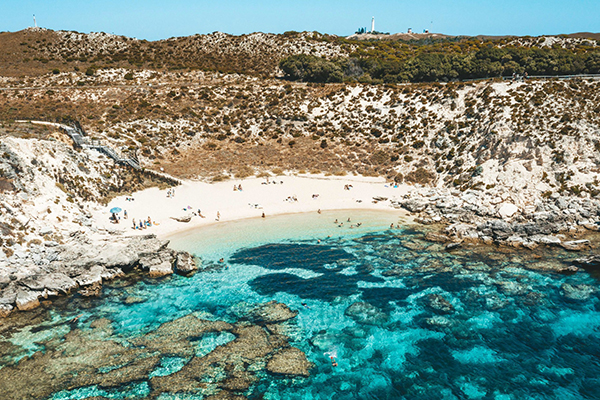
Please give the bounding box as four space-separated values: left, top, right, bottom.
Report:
280 39 600 83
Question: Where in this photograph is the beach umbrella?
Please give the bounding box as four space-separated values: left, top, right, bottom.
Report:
110 207 122 214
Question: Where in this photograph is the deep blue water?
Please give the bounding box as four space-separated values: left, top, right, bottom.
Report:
2 212 600 400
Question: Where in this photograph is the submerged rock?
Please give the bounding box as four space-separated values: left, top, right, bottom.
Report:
344 301 388 325
425 315 453 328
425 294 455 314
560 283 596 301
247 301 298 325
266 347 313 377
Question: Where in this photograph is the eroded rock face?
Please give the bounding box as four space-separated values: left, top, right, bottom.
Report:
266 347 313 377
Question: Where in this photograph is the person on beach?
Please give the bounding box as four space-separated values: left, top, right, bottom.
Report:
233 185 238 191
347 217 351 222
124 210 128 219
132 218 136 229
238 184 242 191
216 211 220 221
390 223 394 229
147 216 152 226
334 219 338 223
262 212 266 218
318 209 321 214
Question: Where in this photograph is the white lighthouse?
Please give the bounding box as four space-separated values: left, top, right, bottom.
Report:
371 17 375 33
33 14 37 28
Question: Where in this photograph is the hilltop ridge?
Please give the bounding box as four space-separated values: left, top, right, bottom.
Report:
1 28 599 80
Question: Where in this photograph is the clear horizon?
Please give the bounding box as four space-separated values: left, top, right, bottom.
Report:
1 0 599 41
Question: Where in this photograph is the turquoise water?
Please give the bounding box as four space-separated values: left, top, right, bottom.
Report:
1 210 600 399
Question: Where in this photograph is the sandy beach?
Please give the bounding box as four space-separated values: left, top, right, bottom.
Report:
91 174 411 238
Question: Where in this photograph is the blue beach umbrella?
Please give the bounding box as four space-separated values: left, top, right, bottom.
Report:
110 207 122 214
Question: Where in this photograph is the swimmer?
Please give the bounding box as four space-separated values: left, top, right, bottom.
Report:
219 258 224 263
330 356 338 367
69 314 83 324
334 219 338 224
390 223 394 229
301 302 310 309
347 218 351 222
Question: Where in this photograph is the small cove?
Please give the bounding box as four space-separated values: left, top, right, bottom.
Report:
1 210 599 399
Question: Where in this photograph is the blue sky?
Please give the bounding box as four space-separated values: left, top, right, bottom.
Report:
2 0 599 40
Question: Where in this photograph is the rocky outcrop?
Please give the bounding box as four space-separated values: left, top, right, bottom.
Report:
266 347 313 377
399 188 600 253
140 251 174 278
0 234 197 317
174 251 198 275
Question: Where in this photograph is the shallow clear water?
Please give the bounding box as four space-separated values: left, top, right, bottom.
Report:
1 210 600 400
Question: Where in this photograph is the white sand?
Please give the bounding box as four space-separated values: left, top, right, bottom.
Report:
91 174 411 239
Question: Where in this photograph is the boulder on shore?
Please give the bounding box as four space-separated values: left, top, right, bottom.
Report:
15 289 41 311
175 251 197 275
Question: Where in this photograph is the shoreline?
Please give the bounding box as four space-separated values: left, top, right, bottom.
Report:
91 174 412 240
3 169 600 319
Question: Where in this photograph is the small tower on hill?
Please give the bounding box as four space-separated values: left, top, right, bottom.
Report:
371 17 375 33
